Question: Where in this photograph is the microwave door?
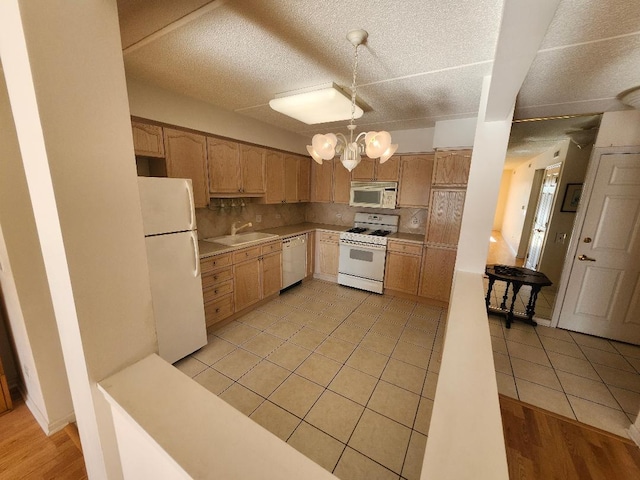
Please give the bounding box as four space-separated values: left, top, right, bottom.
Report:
351 188 382 207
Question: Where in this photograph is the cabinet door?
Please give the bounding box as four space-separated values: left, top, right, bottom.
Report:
234 258 261 311
164 128 209 208
333 160 352 204
298 157 311 202
351 157 375 181
384 251 421 295
240 145 265 194
418 246 457 302
0 352 12 414
426 190 466 247
263 151 285 204
283 154 299 203
262 251 282 298
397 154 434 208
207 138 241 194
375 156 400 181
317 237 339 277
310 159 333 203
132 121 164 158
432 150 471 187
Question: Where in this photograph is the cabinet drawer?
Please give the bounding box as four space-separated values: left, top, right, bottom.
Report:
204 294 234 326
202 279 233 303
261 241 282 255
319 231 339 243
233 245 262 263
201 266 233 289
201 253 232 274
387 241 422 256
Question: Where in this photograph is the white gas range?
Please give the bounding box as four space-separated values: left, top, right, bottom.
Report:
338 213 399 294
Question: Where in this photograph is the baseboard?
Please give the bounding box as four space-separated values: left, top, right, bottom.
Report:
21 386 76 435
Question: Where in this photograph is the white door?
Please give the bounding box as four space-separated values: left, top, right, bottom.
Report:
558 153 640 344
525 165 560 270
145 230 207 363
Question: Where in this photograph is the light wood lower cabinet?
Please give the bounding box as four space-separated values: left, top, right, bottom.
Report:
233 241 282 313
315 230 339 280
0 350 12 414
384 241 422 295
200 253 234 328
418 246 457 302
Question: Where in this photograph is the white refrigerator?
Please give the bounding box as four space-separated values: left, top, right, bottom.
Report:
138 177 207 364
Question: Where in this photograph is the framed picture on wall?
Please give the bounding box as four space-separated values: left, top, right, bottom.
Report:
561 183 583 212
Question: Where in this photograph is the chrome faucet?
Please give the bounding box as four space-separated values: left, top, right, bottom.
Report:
230 221 252 236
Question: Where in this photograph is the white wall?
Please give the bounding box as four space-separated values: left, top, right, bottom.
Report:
596 110 640 147
1 0 158 477
493 170 513 231
432 117 477 150
127 78 309 154
390 127 435 153
500 140 569 255
537 141 592 285
0 75 74 433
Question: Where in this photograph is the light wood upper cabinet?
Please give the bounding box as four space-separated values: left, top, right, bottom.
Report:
351 158 376 181
298 157 311 202
351 157 399 181
376 157 400 181
263 151 285 203
432 150 471 187
163 128 209 208
384 241 422 295
418 246 457 302
132 121 165 158
207 137 241 194
261 153 310 204
333 160 351 204
397 154 434 208
426 189 466 247
311 159 333 203
283 154 299 203
239 144 265 194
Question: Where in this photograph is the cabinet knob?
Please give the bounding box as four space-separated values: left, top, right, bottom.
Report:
214 289 218 294
215 308 220 313
213 275 218 280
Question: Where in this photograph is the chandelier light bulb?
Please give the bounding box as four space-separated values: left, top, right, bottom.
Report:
305 30 398 171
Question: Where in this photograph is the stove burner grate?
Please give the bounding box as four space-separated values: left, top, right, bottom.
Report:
370 229 391 236
346 227 368 233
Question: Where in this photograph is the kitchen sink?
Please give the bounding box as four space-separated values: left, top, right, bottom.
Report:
202 232 279 247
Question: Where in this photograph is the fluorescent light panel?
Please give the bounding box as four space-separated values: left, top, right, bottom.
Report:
269 85 363 125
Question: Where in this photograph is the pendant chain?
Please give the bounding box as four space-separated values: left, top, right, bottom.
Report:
349 42 359 143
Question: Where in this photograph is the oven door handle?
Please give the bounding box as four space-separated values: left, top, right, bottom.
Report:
339 240 387 250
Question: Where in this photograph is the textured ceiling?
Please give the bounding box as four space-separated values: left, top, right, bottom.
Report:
117 0 640 154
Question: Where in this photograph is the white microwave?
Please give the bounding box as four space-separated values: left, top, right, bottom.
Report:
349 181 398 209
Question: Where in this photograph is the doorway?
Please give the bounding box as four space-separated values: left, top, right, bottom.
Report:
524 163 561 270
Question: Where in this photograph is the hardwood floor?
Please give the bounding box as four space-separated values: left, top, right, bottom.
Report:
500 394 640 480
0 395 87 479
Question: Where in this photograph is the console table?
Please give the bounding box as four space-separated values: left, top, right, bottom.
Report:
485 265 552 328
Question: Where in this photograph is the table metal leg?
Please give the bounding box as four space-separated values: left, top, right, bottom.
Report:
500 281 511 310
485 278 495 311
525 286 541 326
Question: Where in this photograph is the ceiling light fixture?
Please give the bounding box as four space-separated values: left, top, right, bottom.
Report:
269 83 363 125
306 30 397 172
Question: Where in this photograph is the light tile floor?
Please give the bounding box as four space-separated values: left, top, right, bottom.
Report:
175 278 640 478
175 279 445 480
489 313 640 438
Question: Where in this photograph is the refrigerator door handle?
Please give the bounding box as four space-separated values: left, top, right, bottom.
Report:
190 231 200 277
186 182 195 230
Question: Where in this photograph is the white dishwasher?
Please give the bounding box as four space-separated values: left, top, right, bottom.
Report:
282 234 307 290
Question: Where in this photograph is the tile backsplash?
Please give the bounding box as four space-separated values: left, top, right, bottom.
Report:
196 200 427 239
196 199 305 239
305 203 427 235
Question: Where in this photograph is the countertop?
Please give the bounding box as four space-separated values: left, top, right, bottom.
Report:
198 222 424 258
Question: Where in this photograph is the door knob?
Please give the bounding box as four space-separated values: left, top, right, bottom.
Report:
583 237 592 243
578 254 596 262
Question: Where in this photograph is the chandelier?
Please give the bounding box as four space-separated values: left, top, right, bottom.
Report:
306 30 398 172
